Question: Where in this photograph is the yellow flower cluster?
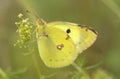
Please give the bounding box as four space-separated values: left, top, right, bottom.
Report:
14 13 33 48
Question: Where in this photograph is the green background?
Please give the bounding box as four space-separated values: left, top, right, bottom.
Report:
0 0 120 79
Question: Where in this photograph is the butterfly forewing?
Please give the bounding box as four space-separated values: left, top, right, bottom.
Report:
47 22 97 53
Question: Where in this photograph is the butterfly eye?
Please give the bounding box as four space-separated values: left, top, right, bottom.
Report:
66 29 71 33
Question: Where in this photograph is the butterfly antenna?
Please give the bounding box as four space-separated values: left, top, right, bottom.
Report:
25 9 46 26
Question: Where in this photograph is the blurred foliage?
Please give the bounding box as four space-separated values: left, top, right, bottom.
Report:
0 0 120 79
92 69 115 79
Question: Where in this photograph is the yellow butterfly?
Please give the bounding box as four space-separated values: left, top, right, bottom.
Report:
36 20 97 68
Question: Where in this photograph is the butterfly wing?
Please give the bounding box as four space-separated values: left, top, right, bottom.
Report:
36 25 78 68
47 21 97 53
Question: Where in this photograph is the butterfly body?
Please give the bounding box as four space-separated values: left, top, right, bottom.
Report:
36 21 97 68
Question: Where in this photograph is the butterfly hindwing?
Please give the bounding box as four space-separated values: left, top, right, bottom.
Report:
37 26 78 68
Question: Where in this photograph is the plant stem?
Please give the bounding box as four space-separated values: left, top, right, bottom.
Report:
0 68 10 79
32 52 44 79
72 63 90 77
